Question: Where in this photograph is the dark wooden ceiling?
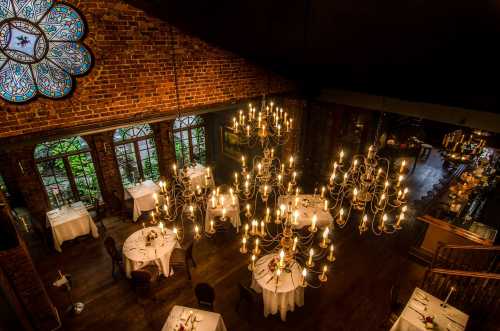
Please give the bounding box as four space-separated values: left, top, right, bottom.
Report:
126 0 500 112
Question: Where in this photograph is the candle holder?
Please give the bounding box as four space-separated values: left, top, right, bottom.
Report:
318 273 327 282
308 225 318 233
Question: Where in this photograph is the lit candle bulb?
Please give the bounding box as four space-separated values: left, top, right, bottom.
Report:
339 208 344 221
353 188 358 202
278 174 282 184
159 221 164 233
211 196 216 208
244 223 249 237
260 221 265 236
295 187 299 197
163 204 168 215
172 164 177 175
257 163 262 175
276 209 280 222
397 175 403 187
380 214 387 230
190 205 194 217
210 219 214 232
289 156 294 168
251 254 256 270
320 265 327 281
222 208 226 219
295 196 299 207
311 214 317 232
339 149 344 163
279 249 285 267
308 248 314 266
263 185 268 196
324 199 329 211
246 204 250 215
292 237 298 252
206 166 211 177
353 159 358 170
396 212 404 228
379 193 385 206
292 171 297 182
266 208 270 222
321 186 325 198
234 172 238 184
293 210 298 224
173 226 179 240
400 160 406 173
384 181 390 190
328 244 335 261
220 195 225 206
231 195 236 206
194 225 200 238
402 187 408 200
397 190 402 200
241 156 246 167
241 237 247 253
254 238 260 254
343 173 348 183
216 187 220 197
377 168 382 179
246 125 250 137
302 268 307 286
322 227 329 246
245 180 249 191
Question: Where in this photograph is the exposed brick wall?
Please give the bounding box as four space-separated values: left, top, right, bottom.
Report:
0 0 296 138
0 193 60 330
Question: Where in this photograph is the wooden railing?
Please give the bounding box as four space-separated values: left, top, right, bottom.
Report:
421 243 500 330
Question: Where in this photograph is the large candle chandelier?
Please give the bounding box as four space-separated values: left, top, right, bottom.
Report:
151 163 214 242
231 96 294 148
226 120 334 288
323 146 410 236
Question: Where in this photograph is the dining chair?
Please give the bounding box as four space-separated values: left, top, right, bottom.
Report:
130 265 159 303
104 236 123 279
169 247 192 280
195 283 215 311
89 198 106 232
236 282 260 312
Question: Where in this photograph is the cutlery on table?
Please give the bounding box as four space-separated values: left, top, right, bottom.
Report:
407 305 425 318
446 315 465 328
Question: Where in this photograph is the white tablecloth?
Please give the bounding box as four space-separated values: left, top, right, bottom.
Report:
205 193 241 232
163 306 227 331
185 164 215 189
125 180 160 222
251 253 304 321
390 287 469 331
279 194 333 229
122 226 179 278
46 202 99 252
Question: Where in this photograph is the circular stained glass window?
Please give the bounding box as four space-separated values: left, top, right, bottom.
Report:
0 0 91 102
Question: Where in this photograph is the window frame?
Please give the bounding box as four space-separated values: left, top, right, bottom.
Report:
113 124 160 187
173 116 207 166
34 136 100 208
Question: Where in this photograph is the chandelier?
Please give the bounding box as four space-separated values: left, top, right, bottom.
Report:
226 116 334 288
231 97 294 148
323 146 409 235
151 163 214 242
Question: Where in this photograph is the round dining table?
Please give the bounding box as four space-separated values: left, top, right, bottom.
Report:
122 226 179 278
251 253 304 321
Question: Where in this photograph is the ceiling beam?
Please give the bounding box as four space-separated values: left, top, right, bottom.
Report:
318 89 500 133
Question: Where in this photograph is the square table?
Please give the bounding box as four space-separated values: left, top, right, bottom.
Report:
390 287 469 331
162 305 227 331
46 202 99 252
125 180 160 222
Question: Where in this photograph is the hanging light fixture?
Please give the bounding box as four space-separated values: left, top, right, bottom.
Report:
324 145 409 235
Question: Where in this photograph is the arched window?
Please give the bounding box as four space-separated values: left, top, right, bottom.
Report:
35 136 100 208
114 124 159 187
173 115 206 167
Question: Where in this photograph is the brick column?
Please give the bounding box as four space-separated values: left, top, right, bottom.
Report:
85 132 123 205
0 145 49 224
0 192 60 330
152 120 176 179
281 97 306 167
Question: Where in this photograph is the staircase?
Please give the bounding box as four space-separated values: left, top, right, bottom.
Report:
421 243 500 330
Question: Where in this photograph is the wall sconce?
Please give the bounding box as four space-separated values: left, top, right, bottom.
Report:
18 160 27 175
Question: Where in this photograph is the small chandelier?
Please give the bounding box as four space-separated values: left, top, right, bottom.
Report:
151 163 214 242
324 146 410 235
231 96 294 148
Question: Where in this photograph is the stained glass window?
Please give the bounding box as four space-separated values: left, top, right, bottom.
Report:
0 0 91 102
173 115 206 167
35 136 100 208
114 124 160 188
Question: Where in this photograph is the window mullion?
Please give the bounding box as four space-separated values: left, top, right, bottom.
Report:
134 140 144 180
64 157 79 202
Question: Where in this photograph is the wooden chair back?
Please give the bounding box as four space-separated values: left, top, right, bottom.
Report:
195 283 215 310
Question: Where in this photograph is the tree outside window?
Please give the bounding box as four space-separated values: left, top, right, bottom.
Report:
173 116 206 167
34 136 101 208
114 124 160 188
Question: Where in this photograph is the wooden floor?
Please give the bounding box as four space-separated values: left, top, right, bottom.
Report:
28 152 450 331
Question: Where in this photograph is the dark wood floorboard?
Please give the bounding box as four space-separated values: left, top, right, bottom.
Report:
28 152 449 331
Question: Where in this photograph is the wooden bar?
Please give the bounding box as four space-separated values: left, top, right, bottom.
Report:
416 215 494 257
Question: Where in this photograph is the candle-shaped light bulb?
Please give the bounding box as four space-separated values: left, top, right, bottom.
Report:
339 208 344 220
220 195 225 206
289 156 294 168
380 214 387 229
234 172 238 183
402 187 408 199
353 159 358 169
324 199 329 211
279 249 285 267
173 226 178 239
400 160 406 173
308 248 314 266
241 156 246 167
302 268 307 286
254 238 259 253
244 223 249 237
329 244 335 260
210 219 214 232
353 188 358 202
384 181 389 189
222 207 226 219
257 163 262 174
260 220 265 235
278 174 282 183
195 225 199 236
321 186 325 198
343 173 348 183
211 195 216 208
292 237 298 251
241 237 247 252
293 171 297 181
397 175 403 187
311 214 317 231
402 205 408 213
251 254 256 270
322 227 329 246
190 205 194 217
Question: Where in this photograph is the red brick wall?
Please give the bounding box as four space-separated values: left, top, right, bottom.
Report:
0 0 295 138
